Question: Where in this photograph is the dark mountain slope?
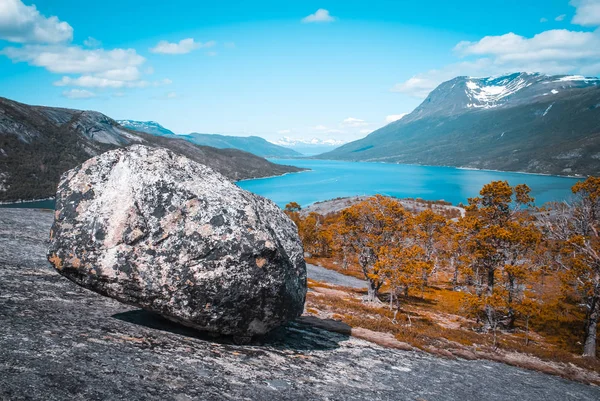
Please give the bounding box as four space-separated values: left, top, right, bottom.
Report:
0 97 303 202
318 73 600 176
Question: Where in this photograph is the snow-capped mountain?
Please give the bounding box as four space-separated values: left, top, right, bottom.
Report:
273 136 346 147
272 137 346 156
318 72 600 176
406 72 600 121
117 120 175 136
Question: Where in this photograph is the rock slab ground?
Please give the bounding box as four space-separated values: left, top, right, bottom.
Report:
2 208 600 400
47 145 306 339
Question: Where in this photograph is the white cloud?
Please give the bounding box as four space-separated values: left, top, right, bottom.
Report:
0 0 72 43
150 38 215 55
393 25 600 98
0 44 165 89
206 51 217 57
391 0 600 99
166 91 177 99
555 14 567 21
391 75 444 98
96 65 141 81
1 45 145 74
386 113 409 123
302 9 336 23
83 36 101 48
342 117 368 127
62 89 95 99
359 129 372 134
54 75 171 89
313 124 328 131
540 17 548 23
0 2 174 97
454 30 600 63
224 42 236 48
571 0 600 26
277 129 292 134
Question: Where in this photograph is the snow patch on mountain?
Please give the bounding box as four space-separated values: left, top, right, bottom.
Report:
555 75 600 83
464 73 534 109
117 120 175 136
273 137 346 147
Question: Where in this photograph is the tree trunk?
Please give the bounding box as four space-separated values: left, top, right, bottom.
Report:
583 296 599 358
451 257 458 287
506 274 516 329
367 279 378 303
486 267 495 296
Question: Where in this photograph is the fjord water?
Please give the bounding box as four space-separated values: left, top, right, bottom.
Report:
237 159 582 208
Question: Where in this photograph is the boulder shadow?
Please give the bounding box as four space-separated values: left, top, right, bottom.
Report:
112 310 351 351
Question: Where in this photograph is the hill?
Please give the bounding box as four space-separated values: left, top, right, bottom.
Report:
117 120 175 136
0 97 303 202
2 208 600 399
118 120 303 158
317 73 600 176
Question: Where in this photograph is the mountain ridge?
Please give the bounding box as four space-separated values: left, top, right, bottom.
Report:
0 97 304 202
317 72 600 176
118 120 303 158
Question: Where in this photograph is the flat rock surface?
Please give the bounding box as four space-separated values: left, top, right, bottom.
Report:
2 208 600 401
306 264 367 289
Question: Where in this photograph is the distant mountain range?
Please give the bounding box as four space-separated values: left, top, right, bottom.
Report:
117 120 175 136
0 97 304 202
118 120 303 158
318 72 600 176
273 137 346 156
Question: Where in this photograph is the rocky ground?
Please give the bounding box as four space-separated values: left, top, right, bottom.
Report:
2 208 600 400
306 264 366 289
301 196 464 217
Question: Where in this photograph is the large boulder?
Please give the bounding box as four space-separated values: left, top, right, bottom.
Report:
47 145 306 340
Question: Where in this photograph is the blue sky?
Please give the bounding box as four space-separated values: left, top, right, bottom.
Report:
1 0 599 143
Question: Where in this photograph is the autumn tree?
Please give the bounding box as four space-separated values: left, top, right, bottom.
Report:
334 195 410 302
462 181 540 331
438 220 472 287
540 177 600 358
284 202 302 228
412 209 447 292
285 202 302 212
377 244 428 309
298 212 332 257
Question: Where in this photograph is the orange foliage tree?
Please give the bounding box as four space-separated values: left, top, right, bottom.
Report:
540 177 600 358
333 195 410 302
461 181 540 331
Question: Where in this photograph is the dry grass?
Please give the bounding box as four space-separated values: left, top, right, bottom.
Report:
304 259 600 385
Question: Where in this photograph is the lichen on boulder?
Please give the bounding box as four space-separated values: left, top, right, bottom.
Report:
47 145 306 340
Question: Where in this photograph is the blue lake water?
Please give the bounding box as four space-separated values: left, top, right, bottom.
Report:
0 159 583 210
237 159 583 208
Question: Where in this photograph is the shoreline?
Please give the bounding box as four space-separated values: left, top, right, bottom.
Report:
297 158 585 180
0 197 55 206
235 168 312 183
